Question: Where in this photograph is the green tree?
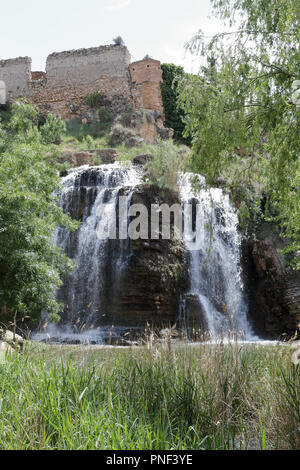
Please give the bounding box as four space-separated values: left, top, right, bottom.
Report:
178 0 300 267
0 102 78 325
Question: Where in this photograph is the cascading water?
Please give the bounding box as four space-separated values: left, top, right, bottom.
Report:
33 163 257 344
34 163 142 344
179 173 256 340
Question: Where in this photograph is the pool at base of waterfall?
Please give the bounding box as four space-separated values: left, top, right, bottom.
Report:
32 325 143 346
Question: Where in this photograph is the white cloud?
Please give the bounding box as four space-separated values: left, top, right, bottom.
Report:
106 0 131 12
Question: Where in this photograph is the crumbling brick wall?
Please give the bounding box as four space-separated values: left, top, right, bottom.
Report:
29 45 133 119
0 46 133 119
0 46 165 122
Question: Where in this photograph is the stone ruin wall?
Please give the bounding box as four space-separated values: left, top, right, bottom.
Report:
0 46 164 123
0 57 32 100
30 45 133 119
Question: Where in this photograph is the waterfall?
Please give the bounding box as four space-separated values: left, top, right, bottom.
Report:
33 163 257 344
34 163 142 344
179 173 256 340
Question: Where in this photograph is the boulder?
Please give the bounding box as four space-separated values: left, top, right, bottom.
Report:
252 239 300 339
0 330 24 351
96 148 118 164
109 123 140 147
73 152 94 167
133 154 153 166
125 136 144 148
110 110 174 145
182 294 209 331
58 150 94 167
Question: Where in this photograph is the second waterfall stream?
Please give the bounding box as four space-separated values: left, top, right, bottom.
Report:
179 173 256 340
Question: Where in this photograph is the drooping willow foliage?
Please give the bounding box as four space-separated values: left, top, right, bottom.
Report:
178 0 300 267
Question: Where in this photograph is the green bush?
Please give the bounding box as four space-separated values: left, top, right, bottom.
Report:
8 101 38 133
84 135 96 150
145 140 186 191
40 114 66 145
83 91 103 108
65 119 112 142
113 36 125 46
98 107 112 124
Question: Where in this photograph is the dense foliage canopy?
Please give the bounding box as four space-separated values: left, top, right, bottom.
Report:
178 0 300 267
0 102 78 324
161 63 187 142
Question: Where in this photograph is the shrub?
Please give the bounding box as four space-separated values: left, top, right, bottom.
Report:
145 140 186 191
113 36 125 46
84 135 96 150
66 119 111 142
98 107 112 124
40 114 66 145
98 107 113 132
0 103 78 324
83 91 103 108
8 101 38 133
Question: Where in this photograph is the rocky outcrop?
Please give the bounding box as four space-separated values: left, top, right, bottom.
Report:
183 294 208 331
59 149 118 168
52 164 189 336
96 149 118 164
132 154 153 166
246 224 300 339
109 110 173 146
59 150 95 167
105 185 189 327
109 123 144 148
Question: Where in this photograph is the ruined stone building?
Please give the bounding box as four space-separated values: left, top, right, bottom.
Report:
0 45 164 122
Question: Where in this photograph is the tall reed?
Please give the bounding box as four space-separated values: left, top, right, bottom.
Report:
0 341 298 450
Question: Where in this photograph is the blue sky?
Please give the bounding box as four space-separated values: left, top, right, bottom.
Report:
0 0 224 72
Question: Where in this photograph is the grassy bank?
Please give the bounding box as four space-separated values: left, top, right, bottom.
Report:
0 342 299 450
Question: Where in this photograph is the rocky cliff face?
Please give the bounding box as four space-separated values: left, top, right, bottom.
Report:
244 224 300 339
105 184 189 327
